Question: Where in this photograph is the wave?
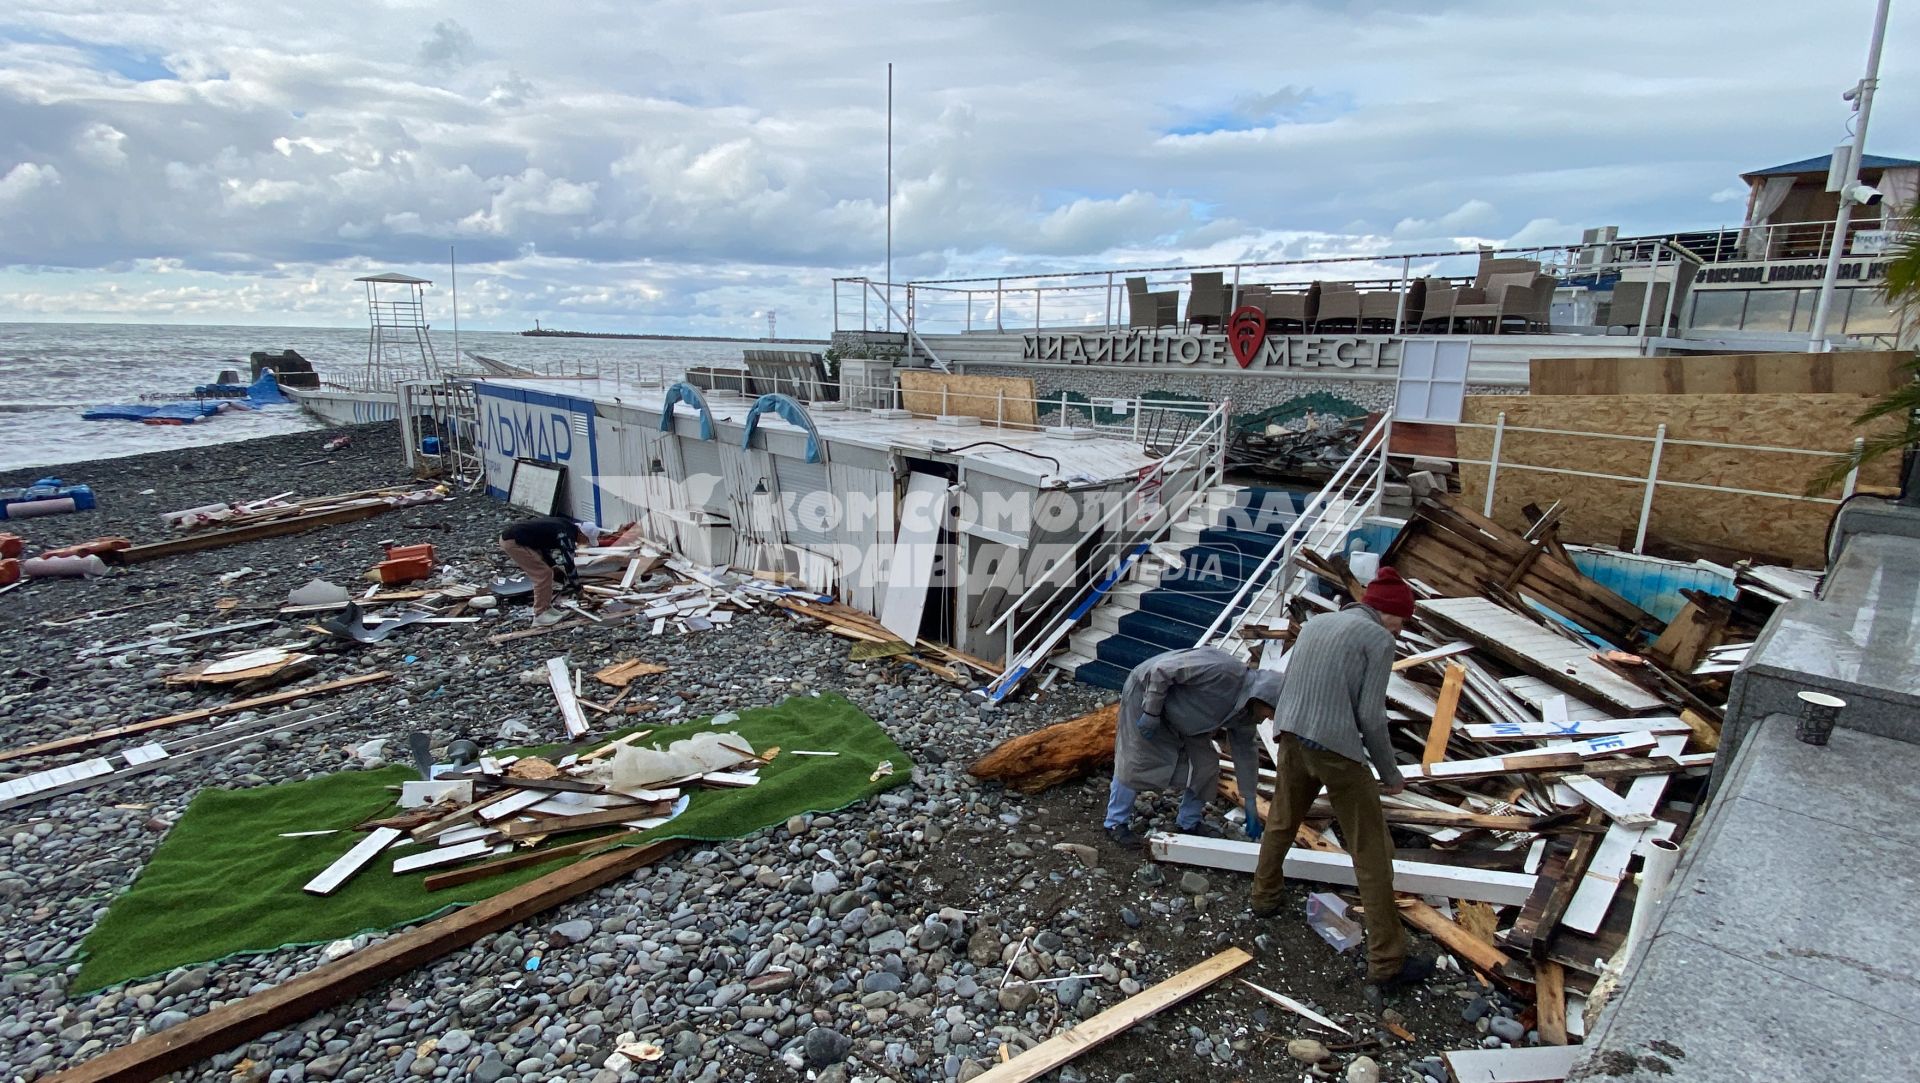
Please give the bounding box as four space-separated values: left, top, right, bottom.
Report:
0 402 88 413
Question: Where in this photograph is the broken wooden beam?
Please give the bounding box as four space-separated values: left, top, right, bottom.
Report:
303 828 402 896
967 703 1117 794
0 672 391 766
422 833 638 892
44 840 688 1083
1397 897 1513 977
968 948 1252 1083
1421 663 1468 768
1148 834 1535 907
103 502 397 565
545 657 590 739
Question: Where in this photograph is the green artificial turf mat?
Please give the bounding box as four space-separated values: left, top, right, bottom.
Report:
74 692 909 991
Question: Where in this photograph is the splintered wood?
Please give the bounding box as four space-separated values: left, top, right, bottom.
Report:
594 659 668 688
1140 493 1765 1026
967 704 1117 793
969 949 1251 1083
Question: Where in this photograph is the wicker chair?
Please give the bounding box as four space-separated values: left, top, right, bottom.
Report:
1416 278 1464 332
1186 271 1228 332
1604 264 1697 334
1247 283 1318 332
1360 279 1424 332
1126 276 1178 330
1313 282 1361 332
1452 272 1556 334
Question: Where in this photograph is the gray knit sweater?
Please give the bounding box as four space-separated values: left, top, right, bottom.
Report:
1271 605 1404 787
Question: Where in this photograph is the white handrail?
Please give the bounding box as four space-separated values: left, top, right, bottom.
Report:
1196 413 1391 646
981 401 1226 637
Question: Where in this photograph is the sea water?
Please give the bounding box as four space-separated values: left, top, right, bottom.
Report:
0 323 784 472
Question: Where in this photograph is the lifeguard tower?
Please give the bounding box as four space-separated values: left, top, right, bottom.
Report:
356 272 441 386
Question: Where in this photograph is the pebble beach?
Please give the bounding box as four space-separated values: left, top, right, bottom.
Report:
0 424 1501 1083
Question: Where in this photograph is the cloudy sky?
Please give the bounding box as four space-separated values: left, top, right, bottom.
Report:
0 1 1912 336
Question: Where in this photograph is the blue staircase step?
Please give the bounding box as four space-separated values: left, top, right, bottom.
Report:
1093 632 1171 672
1071 658 1130 691
1115 609 1208 651
1139 589 1230 626
1198 526 1286 558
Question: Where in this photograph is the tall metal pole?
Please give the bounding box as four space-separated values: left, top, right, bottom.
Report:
449 245 459 374
886 62 894 334
1809 0 1893 348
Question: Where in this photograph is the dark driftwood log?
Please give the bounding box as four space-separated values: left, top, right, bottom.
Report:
968 703 1118 793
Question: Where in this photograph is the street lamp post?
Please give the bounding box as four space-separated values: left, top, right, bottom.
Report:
1808 0 1894 349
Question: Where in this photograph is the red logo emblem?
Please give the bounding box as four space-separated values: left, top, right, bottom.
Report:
1227 306 1266 369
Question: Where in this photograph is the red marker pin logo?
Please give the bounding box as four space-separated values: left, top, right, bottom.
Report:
1227 306 1267 369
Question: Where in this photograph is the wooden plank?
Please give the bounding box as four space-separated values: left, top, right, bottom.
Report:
303 828 402 896
1397 897 1512 976
1499 676 1609 722
1417 597 1665 713
1422 663 1468 768
45 840 687 1083
497 803 668 841
1148 834 1535 907
1394 641 1474 671
1442 1044 1577 1082
391 839 494 874
1679 708 1721 753
0 672 394 767
105 502 396 564
1535 960 1568 1046
474 789 548 823
1559 776 1655 828
1400 731 1659 782
545 658 589 739
423 833 637 892
1463 717 1688 742
968 949 1252 1083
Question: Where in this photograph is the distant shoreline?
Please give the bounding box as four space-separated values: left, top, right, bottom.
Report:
521 329 829 344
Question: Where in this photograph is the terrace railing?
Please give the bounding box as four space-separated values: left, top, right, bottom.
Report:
832 237 1705 340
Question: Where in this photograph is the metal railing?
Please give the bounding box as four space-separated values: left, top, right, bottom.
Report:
1197 413 1392 648
1450 414 1867 555
832 237 1705 339
981 399 1230 701
1652 216 1914 265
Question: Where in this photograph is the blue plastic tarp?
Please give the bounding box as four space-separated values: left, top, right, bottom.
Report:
82 402 224 423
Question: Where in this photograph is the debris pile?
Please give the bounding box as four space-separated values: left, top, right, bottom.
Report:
1175 496 1803 1054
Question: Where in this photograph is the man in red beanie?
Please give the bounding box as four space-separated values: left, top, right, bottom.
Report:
1248 566 1434 999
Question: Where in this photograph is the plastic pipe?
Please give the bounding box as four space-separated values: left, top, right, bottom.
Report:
22 555 107 578
1624 838 1683 953
3 498 77 520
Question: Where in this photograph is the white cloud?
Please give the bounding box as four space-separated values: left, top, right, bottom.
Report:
0 1 1911 334
75 122 128 167
0 162 61 202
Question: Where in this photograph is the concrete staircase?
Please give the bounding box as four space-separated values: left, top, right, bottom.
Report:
1052 484 1311 690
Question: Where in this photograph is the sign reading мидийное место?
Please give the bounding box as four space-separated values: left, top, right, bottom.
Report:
1020 333 1403 371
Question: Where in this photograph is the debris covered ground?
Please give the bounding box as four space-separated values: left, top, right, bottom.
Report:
0 422 1771 1083
0 424 1507 1083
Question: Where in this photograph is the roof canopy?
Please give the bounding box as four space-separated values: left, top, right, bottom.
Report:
354 272 433 284
1743 153 1920 178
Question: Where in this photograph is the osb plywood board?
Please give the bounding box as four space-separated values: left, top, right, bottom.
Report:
1457 394 1902 566
1529 351 1912 397
899 371 1038 427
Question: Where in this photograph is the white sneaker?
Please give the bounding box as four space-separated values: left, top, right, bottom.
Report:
532 610 565 627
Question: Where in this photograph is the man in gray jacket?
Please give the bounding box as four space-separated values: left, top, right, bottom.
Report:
1105 646 1284 849
1248 566 1434 995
